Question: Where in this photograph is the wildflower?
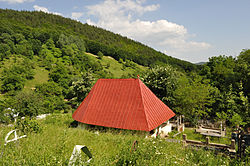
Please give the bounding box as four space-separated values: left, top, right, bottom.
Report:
155 151 161 155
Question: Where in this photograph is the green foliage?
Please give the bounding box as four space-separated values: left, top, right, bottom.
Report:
30 38 42 55
230 113 245 127
245 146 250 161
35 82 69 113
106 63 110 69
8 91 45 118
235 82 249 126
0 43 11 60
236 49 250 99
67 72 95 107
62 44 77 57
97 51 104 59
238 49 250 64
89 60 103 72
216 83 249 127
174 74 218 123
49 62 71 93
118 58 137 70
35 81 63 97
15 118 42 134
15 40 34 58
2 62 35 80
142 65 180 107
124 59 136 69
199 54 250 126
1 74 25 93
0 100 11 123
0 9 196 72
0 58 35 93
201 55 239 91
39 38 62 68
142 66 221 123
0 33 14 50
57 34 86 52
0 8 249 129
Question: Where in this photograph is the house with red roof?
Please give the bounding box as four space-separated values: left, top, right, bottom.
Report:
72 78 175 136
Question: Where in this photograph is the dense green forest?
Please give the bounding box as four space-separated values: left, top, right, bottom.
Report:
0 9 196 71
0 9 249 129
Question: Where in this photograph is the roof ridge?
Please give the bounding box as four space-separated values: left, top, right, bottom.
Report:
98 78 137 80
73 78 175 131
137 78 150 131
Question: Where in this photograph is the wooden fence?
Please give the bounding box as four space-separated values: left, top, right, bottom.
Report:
182 134 236 154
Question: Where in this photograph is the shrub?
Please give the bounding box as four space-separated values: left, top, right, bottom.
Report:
15 118 42 134
1 74 25 92
9 91 45 118
97 51 104 59
0 107 14 124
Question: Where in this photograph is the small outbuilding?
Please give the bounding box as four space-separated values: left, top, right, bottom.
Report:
72 78 175 134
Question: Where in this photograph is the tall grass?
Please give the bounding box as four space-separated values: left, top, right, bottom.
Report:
0 114 245 165
169 128 231 145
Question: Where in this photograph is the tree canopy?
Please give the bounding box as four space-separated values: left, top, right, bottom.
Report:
0 9 249 128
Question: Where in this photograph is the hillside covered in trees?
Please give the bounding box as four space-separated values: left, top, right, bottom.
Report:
0 9 196 71
0 9 249 129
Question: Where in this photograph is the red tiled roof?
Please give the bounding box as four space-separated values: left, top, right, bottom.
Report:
72 78 175 131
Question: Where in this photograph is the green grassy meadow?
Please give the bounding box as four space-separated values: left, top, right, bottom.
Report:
24 67 49 90
0 113 243 166
85 52 146 78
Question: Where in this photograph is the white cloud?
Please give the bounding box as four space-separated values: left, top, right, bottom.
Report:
86 0 159 21
86 0 211 62
33 5 49 13
0 0 34 3
71 12 83 20
33 5 62 16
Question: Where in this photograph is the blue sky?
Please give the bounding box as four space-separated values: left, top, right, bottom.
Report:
0 0 249 63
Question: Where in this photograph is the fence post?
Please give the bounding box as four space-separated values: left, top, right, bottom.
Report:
241 140 245 157
230 139 235 150
206 137 210 145
183 134 187 146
